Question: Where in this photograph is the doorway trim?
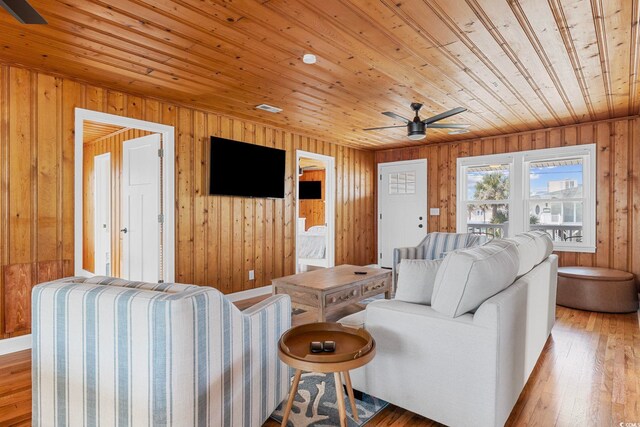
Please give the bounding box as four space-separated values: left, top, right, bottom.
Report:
295 150 336 272
93 152 111 276
74 108 176 282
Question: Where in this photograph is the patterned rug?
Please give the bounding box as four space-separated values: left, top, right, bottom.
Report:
270 372 388 426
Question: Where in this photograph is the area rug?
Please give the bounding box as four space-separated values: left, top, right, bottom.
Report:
270 372 388 426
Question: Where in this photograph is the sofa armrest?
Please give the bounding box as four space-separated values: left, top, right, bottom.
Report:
242 294 291 319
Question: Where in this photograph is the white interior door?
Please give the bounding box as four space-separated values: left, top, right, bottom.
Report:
378 159 428 268
94 153 111 276
122 134 161 282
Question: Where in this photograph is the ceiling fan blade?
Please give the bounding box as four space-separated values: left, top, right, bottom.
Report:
427 123 470 129
363 125 407 131
382 111 411 123
0 0 47 23
423 107 467 124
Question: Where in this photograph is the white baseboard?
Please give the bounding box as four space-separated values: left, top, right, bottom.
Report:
0 285 272 357
225 284 272 302
0 334 31 356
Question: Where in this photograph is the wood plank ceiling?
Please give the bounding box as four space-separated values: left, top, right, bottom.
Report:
0 0 638 149
82 120 127 143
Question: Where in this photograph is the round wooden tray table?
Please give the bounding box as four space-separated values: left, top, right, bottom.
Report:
278 322 376 427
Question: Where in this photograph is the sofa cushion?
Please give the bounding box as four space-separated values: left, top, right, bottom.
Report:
521 231 554 264
431 242 519 317
395 259 442 305
501 234 538 276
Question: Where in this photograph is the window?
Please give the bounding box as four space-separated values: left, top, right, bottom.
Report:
457 144 596 252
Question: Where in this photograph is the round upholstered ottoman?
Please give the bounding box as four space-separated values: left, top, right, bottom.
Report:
557 267 638 313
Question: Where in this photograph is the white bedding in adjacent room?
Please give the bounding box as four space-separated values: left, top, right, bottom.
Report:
297 225 327 259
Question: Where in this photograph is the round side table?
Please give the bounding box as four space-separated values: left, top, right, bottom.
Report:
278 322 376 427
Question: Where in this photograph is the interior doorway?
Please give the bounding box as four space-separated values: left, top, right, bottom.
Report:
295 150 336 273
74 108 175 282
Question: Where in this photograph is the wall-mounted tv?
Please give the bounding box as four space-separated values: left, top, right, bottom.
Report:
209 136 286 198
299 181 322 199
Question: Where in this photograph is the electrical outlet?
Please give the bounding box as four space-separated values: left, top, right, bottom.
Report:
430 208 440 216
249 270 255 281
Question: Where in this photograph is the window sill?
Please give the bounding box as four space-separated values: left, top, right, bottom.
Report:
552 245 596 253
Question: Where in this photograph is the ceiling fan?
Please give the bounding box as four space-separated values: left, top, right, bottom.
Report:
364 103 470 141
0 0 47 24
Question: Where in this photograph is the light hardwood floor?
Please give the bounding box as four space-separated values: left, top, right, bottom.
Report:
1 302 638 426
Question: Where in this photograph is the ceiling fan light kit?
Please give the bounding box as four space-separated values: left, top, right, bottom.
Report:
364 102 470 142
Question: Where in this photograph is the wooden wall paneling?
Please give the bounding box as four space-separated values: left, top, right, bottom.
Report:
273 129 285 279
253 125 265 287
176 107 194 284
126 95 143 120
595 122 612 268
263 128 275 285
82 142 95 273
438 144 450 232
36 260 62 284
335 145 344 264
631 118 640 291
61 80 82 276
3 264 31 336
427 145 439 233
231 120 244 292
217 117 234 291
578 124 595 268
36 74 60 263
8 67 32 266
612 120 629 272
0 66 7 334
193 110 207 287
206 113 220 289
243 123 255 291
283 132 295 277
448 143 458 232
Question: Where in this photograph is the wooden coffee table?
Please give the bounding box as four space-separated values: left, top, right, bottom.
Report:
278 322 376 427
272 264 392 322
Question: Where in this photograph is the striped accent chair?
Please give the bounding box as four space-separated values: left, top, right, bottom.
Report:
32 276 291 427
393 232 487 288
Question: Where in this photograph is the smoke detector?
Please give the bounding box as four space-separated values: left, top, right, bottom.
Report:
255 104 283 113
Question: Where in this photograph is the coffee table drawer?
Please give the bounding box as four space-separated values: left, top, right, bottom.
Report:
326 287 361 307
362 279 389 297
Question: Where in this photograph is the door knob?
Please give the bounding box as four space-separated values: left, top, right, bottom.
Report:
419 216 423 220
120 228 128 234
418 224 423 228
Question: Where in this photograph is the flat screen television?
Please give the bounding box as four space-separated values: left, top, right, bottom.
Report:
299 181 322 199
209 136 286 198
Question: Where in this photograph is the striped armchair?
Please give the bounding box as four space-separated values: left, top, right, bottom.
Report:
32 276 291 427
393 232 486 288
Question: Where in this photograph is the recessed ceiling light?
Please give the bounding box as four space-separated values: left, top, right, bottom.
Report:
448 129 470 135
302 53 317 64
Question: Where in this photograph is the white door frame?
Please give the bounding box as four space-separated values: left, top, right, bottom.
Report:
93 152 111 276
74 108 176 282
295 150 336 272
377 158 428 266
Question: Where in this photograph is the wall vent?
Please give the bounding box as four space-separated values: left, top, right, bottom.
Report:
255 104 283 113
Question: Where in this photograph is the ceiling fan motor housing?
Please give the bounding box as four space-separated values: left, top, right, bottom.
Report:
407 121 426 140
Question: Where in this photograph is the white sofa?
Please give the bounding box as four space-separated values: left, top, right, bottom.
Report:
340 231 557 427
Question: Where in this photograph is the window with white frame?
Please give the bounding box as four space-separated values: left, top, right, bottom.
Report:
457 144 596 252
